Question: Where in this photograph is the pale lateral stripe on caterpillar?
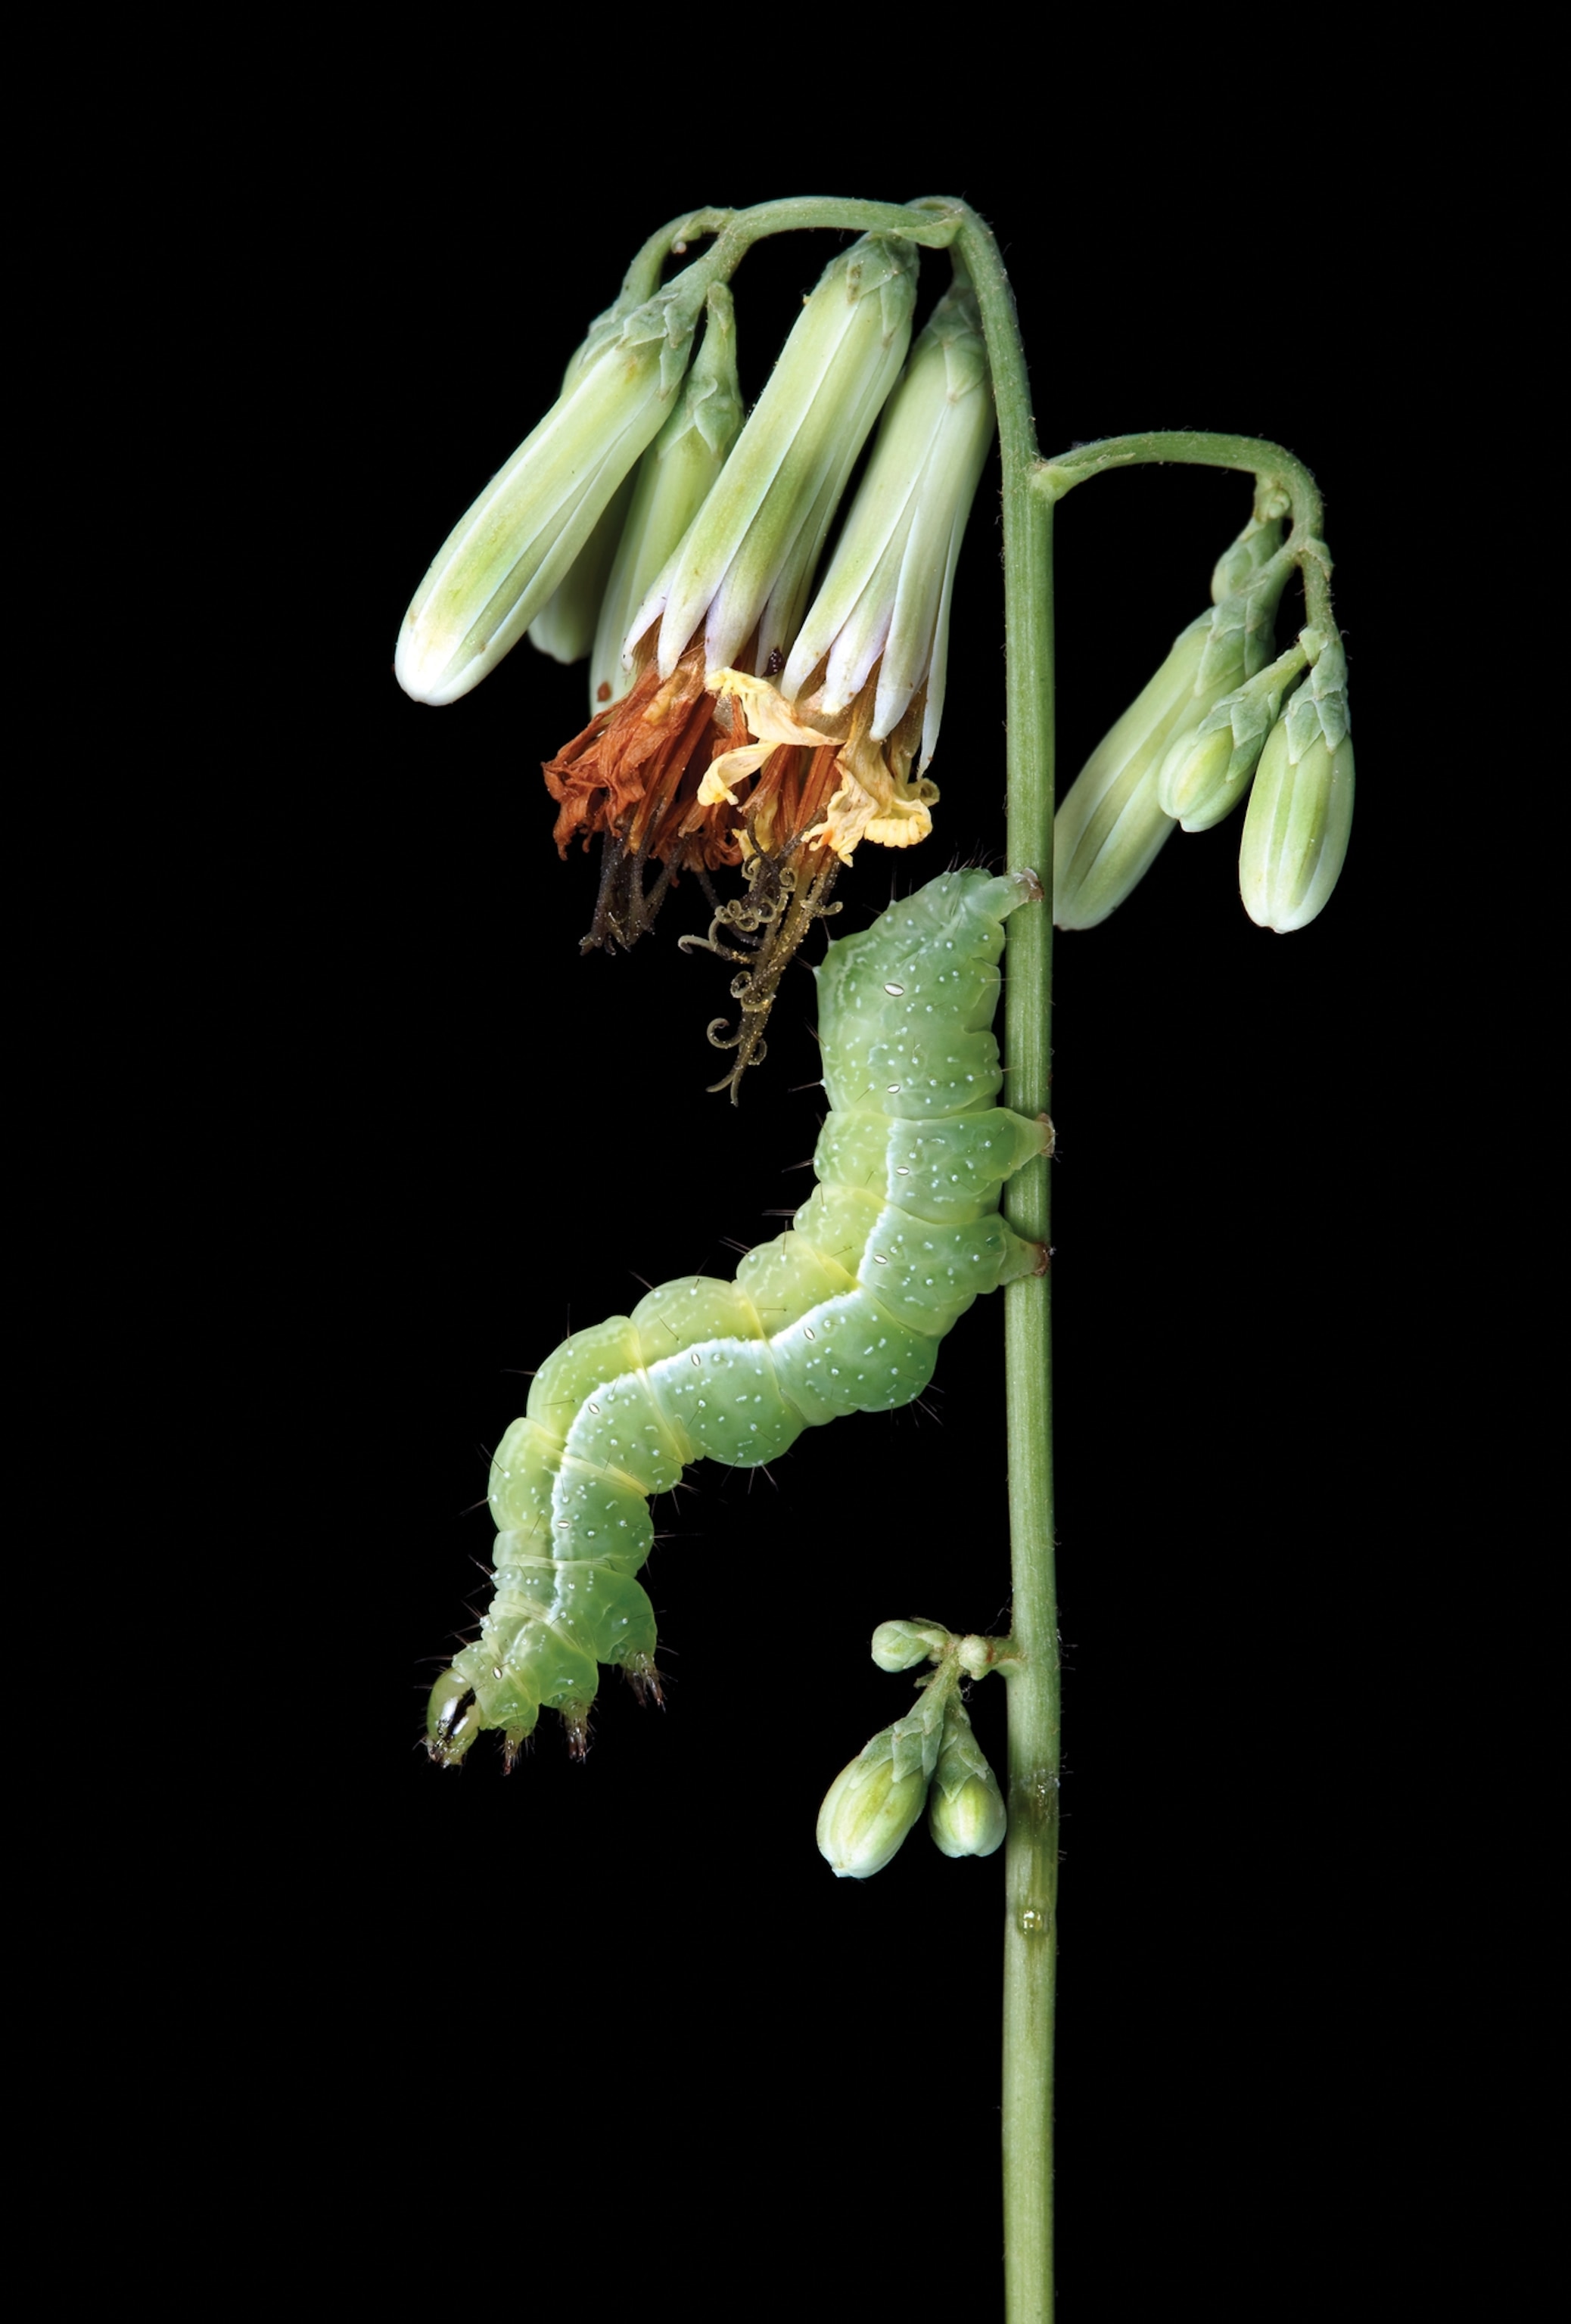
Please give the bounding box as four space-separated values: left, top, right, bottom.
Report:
427 868 1050 1766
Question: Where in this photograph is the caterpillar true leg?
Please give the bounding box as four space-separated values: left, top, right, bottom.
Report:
426 868 1050 1766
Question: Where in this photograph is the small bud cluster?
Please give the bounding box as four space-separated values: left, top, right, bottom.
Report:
1053 510 1352 934
817 1623 1009 1878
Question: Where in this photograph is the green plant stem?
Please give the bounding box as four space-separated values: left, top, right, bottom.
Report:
1041 430 1339 642
1038 428 1323 535
661 194 962 307
957 207 1059 2324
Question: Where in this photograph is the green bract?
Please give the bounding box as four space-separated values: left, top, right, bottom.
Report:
395 261 706 707
630 232 918 682
1209 508 1286 600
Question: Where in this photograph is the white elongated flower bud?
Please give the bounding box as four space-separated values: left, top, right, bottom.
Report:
1156 639 1310 831
586 284 742 713
1240 629 1355 931
817 1728 930 1880
779 277 994 772
395 264 704 707
631 233 918 683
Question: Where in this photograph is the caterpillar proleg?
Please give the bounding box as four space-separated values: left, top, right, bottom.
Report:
426 868 1050 1766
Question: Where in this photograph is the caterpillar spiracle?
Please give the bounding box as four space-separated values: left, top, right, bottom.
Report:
426 868 1050 1766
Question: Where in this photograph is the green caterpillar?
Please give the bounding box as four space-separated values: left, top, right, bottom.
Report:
426 868 1050 1766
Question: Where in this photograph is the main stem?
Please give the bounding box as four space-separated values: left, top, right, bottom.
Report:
957 213 1059 2324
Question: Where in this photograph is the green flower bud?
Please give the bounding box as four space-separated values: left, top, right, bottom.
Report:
395 258 705 707
586 284 743 713
1156 640 1310 831
927 1699 1007 1861
817 1727 931 1879
870 1618 950 1673
1239 630 1354 931
529 287 743 679
1054 544 1293 929
633 234 918 683
1051 613 1204 930
779 275 994 772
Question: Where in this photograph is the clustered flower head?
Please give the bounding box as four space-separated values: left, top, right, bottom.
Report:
1052 508 1354 933
817 1623 1009 1878
396 226 997 974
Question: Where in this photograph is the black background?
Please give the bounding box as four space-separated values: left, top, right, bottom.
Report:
324 165 1421 2314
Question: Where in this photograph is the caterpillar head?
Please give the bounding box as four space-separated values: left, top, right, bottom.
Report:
425 1670 484 1767
425 1667 601 1767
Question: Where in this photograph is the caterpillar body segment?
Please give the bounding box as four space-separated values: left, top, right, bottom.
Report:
427 869 1048 1766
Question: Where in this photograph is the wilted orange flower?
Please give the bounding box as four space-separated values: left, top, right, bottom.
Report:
543 636 938 951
